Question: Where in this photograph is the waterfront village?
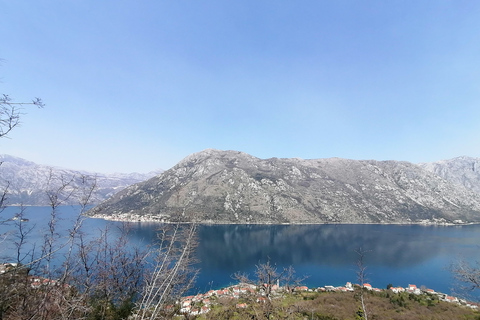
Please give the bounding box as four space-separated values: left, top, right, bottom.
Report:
2 262 479 317
176 281 479 316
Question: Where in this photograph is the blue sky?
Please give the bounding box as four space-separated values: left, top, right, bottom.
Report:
1 1 480 173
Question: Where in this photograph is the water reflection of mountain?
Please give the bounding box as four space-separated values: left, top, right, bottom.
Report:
120 222 480 275
195 224 446 270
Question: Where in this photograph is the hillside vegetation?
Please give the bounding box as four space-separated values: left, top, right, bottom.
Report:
199 289 480 320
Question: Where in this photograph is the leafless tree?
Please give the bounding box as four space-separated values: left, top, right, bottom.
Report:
135 223 198 320
451 258 480 299
60 222 148 319
355 247 370 320
233 258 306 298
1 93 43 229
1 91 201 319
0 180 8 219
232 259 306 320
0 93 43 139
0 168 101 320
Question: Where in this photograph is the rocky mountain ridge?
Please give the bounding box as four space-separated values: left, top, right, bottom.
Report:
419 156 480 194
0 154 162 205
90 149 480 224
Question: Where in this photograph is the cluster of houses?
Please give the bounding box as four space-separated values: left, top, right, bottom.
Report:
386 283 478 308
0 263 69 290
28 276 69 289
178 285 258 315
328 283 478 309
0 262 18 274
176 281 479 316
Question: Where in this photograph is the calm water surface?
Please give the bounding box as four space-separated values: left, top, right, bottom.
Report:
1 206 480 299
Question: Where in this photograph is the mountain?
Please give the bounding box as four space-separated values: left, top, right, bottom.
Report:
418 156 480 194
89 149 480 224
0 154 162 205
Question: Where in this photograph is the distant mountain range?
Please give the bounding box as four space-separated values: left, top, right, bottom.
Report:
0 154 163 206
90 149 480 224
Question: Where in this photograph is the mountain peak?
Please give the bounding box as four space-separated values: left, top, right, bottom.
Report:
175 149 257 168
0 154 37 167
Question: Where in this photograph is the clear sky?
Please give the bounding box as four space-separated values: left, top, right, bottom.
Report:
1 1 480 173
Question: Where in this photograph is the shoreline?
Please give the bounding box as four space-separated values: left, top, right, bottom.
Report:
88 213 480 226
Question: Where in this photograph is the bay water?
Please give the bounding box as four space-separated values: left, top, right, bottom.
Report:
1 206 479 299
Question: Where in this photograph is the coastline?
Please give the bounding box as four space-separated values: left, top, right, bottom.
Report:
88 213 479 226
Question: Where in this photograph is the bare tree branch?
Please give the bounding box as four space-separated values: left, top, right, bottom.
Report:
0 94 43 139
451 258 480 295
233 258 307 298
355 247 371 320
135 223 198 320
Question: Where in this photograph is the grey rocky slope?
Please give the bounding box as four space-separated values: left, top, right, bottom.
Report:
90 149 480 224
418 156 480 194
0 154 162 205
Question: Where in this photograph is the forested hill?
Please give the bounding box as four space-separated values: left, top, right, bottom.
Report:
90 149 480 224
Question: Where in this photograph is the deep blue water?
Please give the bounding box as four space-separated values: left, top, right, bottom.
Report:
1 206 480 299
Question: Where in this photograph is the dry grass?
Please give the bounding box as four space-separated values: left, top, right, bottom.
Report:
197 289 480 320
